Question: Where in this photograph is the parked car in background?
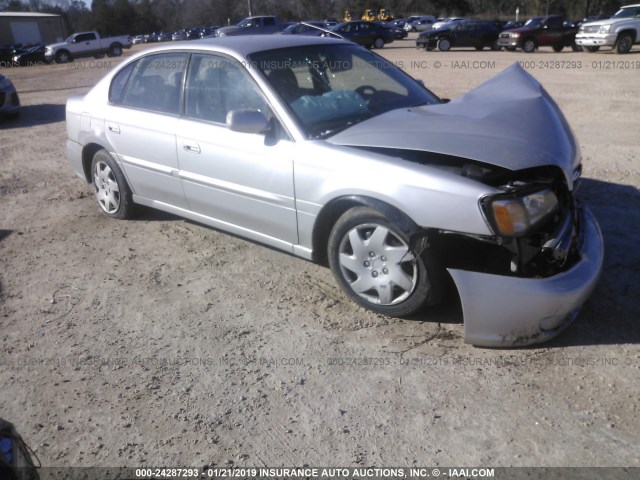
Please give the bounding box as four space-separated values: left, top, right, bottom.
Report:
389 25 409 39
172 30 187 41
45 31 132 63
387 18 407 29
216 16 290 36
132 35 145 45
65 35 603 347
1 46 18 64
404 16 436 31
577 14 611 26
575 4 640 53
326 21 395 48
187 28 203 40
199 26 220 38
502 20 524 30
432 17 466 29
281 21 330 36
497 15 579 52
417 19 502 51
9 44 47 66
0 74 20 118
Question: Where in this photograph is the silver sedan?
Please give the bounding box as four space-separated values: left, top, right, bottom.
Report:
66 36 603 346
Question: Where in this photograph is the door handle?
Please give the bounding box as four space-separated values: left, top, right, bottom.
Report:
108 124 120 134
183 143 201 154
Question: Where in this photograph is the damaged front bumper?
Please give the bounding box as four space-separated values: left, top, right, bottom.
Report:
448 207 603 347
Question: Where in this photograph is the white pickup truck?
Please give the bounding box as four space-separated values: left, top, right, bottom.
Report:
575 4 640 53
45 31 132 63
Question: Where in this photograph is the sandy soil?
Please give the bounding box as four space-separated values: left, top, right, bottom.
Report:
1 37 639 471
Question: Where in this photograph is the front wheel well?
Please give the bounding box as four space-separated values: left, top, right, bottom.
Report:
311 196 421 266
617 29 636 42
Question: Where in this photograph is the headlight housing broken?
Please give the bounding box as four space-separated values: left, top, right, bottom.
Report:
484 189 559 236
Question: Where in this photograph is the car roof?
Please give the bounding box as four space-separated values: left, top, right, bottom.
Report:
131 35 350 58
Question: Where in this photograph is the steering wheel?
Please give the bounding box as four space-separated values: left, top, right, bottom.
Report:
355 85 377 99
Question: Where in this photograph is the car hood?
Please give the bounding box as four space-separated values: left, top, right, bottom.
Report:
46 42 67 49
328 63 579 186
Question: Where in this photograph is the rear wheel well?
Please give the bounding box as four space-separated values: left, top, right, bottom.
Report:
81 143 106 183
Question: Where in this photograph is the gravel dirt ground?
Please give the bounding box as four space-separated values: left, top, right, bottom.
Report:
1 36 639 471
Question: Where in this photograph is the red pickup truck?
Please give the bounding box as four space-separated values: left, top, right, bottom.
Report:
497 15 579 52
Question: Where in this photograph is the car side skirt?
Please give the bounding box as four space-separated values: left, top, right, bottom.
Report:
132 194 297 255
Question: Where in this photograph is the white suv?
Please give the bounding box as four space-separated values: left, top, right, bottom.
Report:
575 4 640 53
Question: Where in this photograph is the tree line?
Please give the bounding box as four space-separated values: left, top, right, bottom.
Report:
1 0 624 36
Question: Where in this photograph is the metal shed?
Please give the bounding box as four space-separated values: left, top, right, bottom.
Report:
0 12 67 47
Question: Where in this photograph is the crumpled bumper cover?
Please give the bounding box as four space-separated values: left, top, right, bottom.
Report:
448 207 603 347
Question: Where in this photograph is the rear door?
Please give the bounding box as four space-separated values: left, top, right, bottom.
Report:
105 52 189 209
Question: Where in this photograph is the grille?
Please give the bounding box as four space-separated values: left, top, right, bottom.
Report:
582 25 600 33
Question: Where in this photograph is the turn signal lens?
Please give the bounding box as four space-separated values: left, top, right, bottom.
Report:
488 189 558 236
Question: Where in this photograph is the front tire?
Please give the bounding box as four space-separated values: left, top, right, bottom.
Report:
55 50 72 63
328 207 443 317
91 149 135 219
437 37 451 52
616 33 633 54
373 37 385 49
552 44 564 52
522 38 536 53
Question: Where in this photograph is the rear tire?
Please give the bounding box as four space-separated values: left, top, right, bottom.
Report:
107 43 123 57
552 44 564 52
91 149 136 220
373 37 385 49
585 46 600 52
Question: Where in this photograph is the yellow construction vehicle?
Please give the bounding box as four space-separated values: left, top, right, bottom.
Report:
361 9 377 21
377 9 394 21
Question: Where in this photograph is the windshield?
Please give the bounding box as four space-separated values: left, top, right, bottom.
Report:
524 17 544 28
249 44 439 139
238 18 259 28
612 6 640 18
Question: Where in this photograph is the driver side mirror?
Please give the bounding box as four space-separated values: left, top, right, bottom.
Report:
226 109 269 134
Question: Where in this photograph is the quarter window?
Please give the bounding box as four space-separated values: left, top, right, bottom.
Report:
109 60 137 104
121 53 188 114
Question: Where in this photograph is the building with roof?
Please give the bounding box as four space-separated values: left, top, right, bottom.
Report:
0 12 68 47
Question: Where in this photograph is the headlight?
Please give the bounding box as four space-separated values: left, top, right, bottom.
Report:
598 25 612 34
510 32 520 38
485 189 559 236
